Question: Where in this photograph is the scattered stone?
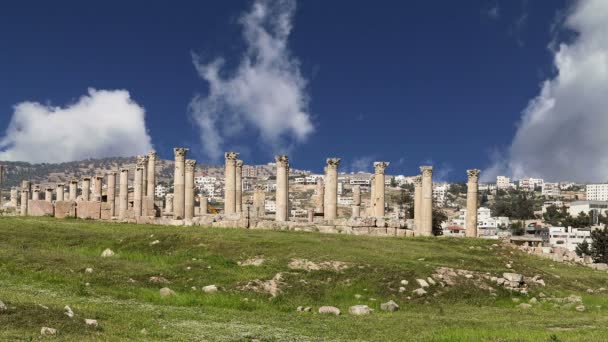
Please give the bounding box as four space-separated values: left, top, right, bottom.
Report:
427 277 436 285
349 305 371 315
318 306 341 315
85 282 90 287
241 273 283 297
503 273 523 283
354 294 362 299
598 287 606 292
417 258 425 261
297 306 304 311
413 288 427 296
191 286 197 291
416 279 430 288
529 298 538 304
149 276 169 284
304 307 312 312
575 305 586 312
238 257 265 266
41 327 57 336
150 240 160 246
84 319 98 328
398 287 406 293
85 268 93 274
518 303 532 309
587 289 595 294
400 280 409 285
380 300 399 312
38 304 49 310
506 264 512 269
64 305 74 318
202 285 218 294
159 287 175 297
464 274 473 279
100 248 114 257
0 301 7 311
539 292 546 298
288 258 349 272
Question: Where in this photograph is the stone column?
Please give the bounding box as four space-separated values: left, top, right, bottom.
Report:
93 175 103 201
21 181 32 200
33 186 41 200
368 175 375 217
352 185 361 218
275 155 289 222
466 169 481 238
324 158 340 221
373 162 389 218
224 152 238 215
253 185 266 217
20 190 28 216
56 184 65 201
307 208 314 222
165 194 174 214
44 188 53 202
315 179 324 214
413 175 422 232
173 148 188 219
69 179 78 201
134 165 144 217
199 195 208 215
185 159 196 220
420 166 434 236
147 151 157 204
107 171 117 217
136 155 148 196
236 160 243 213
119 168 129 219
10 187 18 207
82 177 91 201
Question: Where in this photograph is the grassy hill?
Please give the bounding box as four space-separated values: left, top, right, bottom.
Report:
1 217 607 341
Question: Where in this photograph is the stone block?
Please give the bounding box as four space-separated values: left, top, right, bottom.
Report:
77 201 101 219
100 202 113 220
27 200 54 217
54 201 76 218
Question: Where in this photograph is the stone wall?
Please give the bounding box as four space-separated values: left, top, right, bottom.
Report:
55 201 76 218
77 201 101 220
27 200 54 217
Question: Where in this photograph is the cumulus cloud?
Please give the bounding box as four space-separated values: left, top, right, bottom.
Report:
0 88 153 163
484 0 608 182
189 0 314 161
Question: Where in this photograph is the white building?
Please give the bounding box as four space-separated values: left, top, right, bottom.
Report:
519 178 544 192
265 200 276 214
338 182 344 196
393 175 416 186
433 183 449 207
478 183 496 192
496 176 511 190
155 184 167 198
338 196 353 206
542 200 564 213
586 183 608 201
549 227 591 252
542 182 560 197
452 207 510 230
568 200 608 217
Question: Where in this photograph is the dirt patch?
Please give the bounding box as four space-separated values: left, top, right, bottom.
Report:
288 258 349 272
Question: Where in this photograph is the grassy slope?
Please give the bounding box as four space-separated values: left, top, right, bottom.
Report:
0 217 607 341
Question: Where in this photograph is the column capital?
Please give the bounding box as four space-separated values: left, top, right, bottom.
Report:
236 160 244 169
275 155 289 168
467 169 481 182
225 151 239 161
94 175 104 180
46 187 54 191
147 151 157 160
136 165 145 171
106 170 117 176
21 189 29 194
82 176 91 181
374 161 389 174
174 147 189 159
166 193 174 199
120 168 129 173
57 183 65 187
326 158 341 168
136 155 148 167
185 159 197 171
420 166 433 177
413 175 422 186
70 178 78 184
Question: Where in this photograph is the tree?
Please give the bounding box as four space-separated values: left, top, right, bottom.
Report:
479 192 489 206
590 227 608 263
575 239 591 257
432 208 448 236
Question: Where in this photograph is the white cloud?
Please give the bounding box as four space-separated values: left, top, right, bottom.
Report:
189 0 314 161
483 2 500 20
484 0 608 182
0 88 153 163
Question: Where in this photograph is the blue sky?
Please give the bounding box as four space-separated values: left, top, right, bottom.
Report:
4 0 607 182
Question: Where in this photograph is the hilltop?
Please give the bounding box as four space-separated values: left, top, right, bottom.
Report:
1 217 607 341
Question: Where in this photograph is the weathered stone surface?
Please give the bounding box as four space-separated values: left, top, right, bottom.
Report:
413 288 427 296
380 300 399 312
77 201 101 219
41 327 57 336
159 287 175 297
416 279 430 288
318 306 341 315
54 201 76 218
202 285 218 294
503 273 523 283
27 200 54 216
85 319 98 328
0 300 7 311
64 305 74 318
349 305 371 315
101 248 115 257
518 303 532 309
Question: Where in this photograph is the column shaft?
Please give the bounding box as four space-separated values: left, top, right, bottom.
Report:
185 159 196 220
20 190 28 216
224 152 238 214
466 169 481 238
275 155 289 222
69 179 78 201
199 195 208 215
119 168 129 219
107 172 117 217
373 162 389 218
134 166 144 217
82 178 91 201
413 176 422 232
173 148 188 219
236 160 243 213
56 184 64 201
323 158 340 221
420 166 434 236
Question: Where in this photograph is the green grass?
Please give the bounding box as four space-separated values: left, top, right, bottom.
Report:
1 217 607 341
